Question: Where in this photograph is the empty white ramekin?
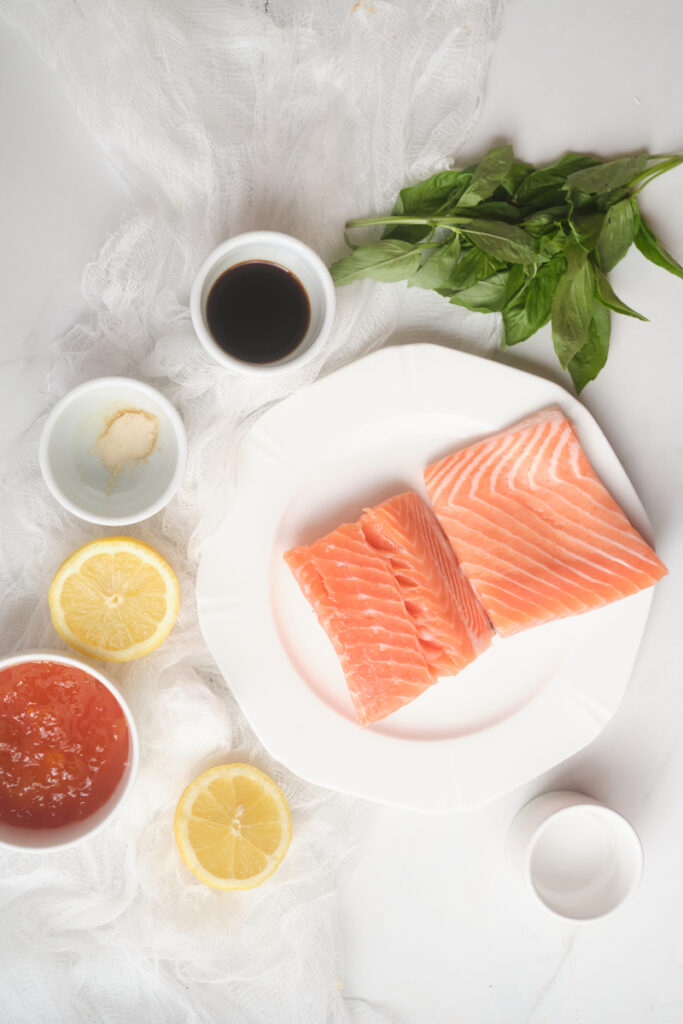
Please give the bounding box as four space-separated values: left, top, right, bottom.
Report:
507 790 644 920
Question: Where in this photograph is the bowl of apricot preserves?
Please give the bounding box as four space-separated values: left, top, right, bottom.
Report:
0 651 139 851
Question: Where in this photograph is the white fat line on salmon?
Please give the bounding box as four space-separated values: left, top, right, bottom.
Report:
449 448 661 579
529 419 566 491
490 423 548 501
443 518 625 604
509 457 664 574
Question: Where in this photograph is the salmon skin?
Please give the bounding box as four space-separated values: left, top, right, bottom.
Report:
284 492 492 726
424 407 668 637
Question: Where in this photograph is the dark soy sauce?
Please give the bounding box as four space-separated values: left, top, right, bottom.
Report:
206 260 311 364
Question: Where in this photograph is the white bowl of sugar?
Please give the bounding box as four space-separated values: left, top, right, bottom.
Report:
39 377 187 526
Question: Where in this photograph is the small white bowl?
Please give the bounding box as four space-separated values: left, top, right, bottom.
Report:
0 650 139 852
507 790 644 920
40 377 187 526
190 231 336 376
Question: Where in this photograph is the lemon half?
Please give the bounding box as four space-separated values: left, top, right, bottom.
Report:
174 763 292 891
49 536 179 661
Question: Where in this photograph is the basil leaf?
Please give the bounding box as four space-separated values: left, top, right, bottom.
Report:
409 236 461 290
449 270 511 313
568 300 611 393
500 159 534 196
593 263 647 320
387 170 470 242
596 198 637 272
518 186 569 215
522 206 567 233
504 263 527 305
330 240 423 286
501 256 566 346
382 224 432 244
566 188 596 215
634 216 683 279
394 170 470 216
569 209 605 251
516 153 600 204
457 145 515 209
566 153 649 194
594 185 632 212
538 230 566 260
468 200 522 223
463 219 537 264
541 153 603 177
551 242 595 367
448 246 504 290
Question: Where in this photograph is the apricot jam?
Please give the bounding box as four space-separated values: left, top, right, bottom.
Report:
0 661 129 828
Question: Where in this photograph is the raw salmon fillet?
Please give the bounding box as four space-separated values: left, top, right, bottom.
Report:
424 407 668 637
284 492 491 726
359 492 493 674
284 520 435 726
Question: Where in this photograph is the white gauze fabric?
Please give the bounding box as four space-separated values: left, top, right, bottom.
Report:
0 1 503 1021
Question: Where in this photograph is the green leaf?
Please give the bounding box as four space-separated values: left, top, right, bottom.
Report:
634 216 683 279
500 159 534 196
457 145 515 209
569 209 605 251
537 230 566 260
518 186 569 214
565 153 649 194
542 153 603 177
596 198 637 272
522 206 567 233
501 256 566 346
393 170 470 216
593 263 647 320
449 270 511 313
568 300 611 393
462 219 537 264
409 236 461 290
446 246 504 290
504 263 527 305
551 241 595 367
517 153 600 205
466 200 522 223
387 170 470 242
330 240 423 287
594 185 632 212
566 188 596 215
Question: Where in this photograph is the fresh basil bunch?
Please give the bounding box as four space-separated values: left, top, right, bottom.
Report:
330 146 683 391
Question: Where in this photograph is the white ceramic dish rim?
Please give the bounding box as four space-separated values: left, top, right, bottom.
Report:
189 231 336 376
39 376 187 526
196 343 658 811
0 649 139 852
520 793 644 921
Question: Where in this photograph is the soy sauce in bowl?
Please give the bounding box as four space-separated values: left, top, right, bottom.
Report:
206 260 311 365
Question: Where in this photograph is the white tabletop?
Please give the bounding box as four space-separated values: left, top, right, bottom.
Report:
1 2 682 1021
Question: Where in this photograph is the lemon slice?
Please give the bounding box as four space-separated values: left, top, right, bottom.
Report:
174 763 292 891
49 536 179 662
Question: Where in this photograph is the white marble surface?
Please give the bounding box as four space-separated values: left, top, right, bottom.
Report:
1 2 683 1022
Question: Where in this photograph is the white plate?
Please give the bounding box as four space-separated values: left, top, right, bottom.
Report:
197 344 656 811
